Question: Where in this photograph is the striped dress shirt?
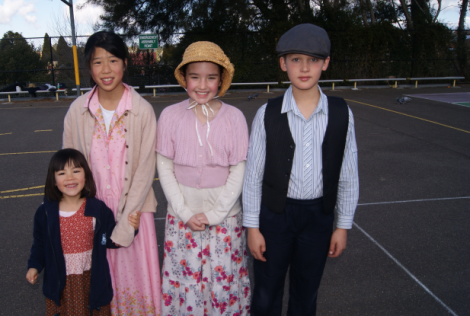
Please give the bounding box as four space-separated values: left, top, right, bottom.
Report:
242 86 359 229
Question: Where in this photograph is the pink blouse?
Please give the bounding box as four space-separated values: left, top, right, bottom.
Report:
88 85 132 200
156 99 248 189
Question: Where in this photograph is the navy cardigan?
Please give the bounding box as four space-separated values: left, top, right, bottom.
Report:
27 197 121 312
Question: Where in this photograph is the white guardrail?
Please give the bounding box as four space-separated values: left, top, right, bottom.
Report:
145 82 279 95
144 85 182 97
230 82 278 93
1 77 466 102
0 89 66 102
345 78 407 90
281 79 344 90
72 86 140 95
406 77 465 88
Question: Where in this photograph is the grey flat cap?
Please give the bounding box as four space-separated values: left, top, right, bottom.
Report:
276 24 330 59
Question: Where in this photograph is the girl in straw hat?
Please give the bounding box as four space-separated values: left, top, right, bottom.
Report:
156 41 251 315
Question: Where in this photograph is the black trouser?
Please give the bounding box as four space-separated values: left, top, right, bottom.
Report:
251 197 334 316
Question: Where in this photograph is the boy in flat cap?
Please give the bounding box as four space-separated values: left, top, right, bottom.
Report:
243 23 359 315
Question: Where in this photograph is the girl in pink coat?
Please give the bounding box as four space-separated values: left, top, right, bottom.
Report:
63 31 161 315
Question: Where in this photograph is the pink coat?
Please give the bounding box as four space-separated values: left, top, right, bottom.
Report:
63 86 157 247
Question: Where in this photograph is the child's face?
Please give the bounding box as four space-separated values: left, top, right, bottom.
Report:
90 47 127 92
280 54 330 91
182 62 221 104
55 162 86 199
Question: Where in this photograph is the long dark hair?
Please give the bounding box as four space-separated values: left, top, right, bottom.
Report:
44 149 96 202
84 31 128 87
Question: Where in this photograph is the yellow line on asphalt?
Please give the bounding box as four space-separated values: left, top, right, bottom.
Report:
0 106 69 110
0 132 12 136
345 99 470 134
0 185 44 194
0 179 159 199
0 193 44 199
0 150 57 156
34 130 53 132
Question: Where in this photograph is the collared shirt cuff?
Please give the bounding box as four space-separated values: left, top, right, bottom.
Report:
242 213 259 228
336 214 355 229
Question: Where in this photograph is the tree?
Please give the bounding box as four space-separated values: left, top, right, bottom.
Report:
456 0 469 77
55 36 73 68
399 0 413 29
82 0 188 41
365 0 376 24
53 36 79 85
358 0 370 26
0 31 46 85
83 0 459 81
41 33 52 65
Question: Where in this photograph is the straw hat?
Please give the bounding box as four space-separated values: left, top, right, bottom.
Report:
174 41 234 97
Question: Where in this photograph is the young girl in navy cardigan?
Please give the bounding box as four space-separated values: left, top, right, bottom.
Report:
26 148 140 316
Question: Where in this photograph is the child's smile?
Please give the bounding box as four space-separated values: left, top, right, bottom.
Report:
91 47 126 95
183 62 221 105
55 163 86 200
101 77 115 85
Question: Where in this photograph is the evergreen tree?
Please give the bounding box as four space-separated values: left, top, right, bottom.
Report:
0 31 46 84
56 36 72 68
41 33 52 65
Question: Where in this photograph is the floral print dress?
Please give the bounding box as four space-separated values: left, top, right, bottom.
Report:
162 212 250 316
158 100 251 316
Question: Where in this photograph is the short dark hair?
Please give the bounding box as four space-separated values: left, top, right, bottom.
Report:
44 148 96 202
84 31 128 86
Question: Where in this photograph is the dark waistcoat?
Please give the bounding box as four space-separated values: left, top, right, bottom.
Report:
261 94 349 214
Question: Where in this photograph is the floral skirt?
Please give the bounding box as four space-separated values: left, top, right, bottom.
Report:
161 212 251 316
46 270 111 316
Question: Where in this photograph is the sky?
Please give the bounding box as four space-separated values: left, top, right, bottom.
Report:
0 0 103 39
0 0 466 40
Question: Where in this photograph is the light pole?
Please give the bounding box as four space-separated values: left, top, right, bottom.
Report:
60 0 80 96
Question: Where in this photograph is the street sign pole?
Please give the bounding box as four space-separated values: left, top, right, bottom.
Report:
60 0 80 96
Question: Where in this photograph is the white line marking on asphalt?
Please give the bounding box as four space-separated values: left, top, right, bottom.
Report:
358 196 470 206
353 222 458 316
154 218 166 220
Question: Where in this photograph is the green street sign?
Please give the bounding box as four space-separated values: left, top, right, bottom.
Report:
139 34 158 49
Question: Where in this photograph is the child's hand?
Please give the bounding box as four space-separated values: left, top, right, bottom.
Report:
26 268 38 285
194 213 209 225
247 228 266 262
328 228 348 258
128 211 141 230
186 215 206 231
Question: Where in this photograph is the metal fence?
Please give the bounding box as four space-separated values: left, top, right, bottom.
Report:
0 30 469 94
0 35 175 92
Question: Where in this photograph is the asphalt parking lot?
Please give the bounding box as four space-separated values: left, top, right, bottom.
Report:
0 85 469 315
